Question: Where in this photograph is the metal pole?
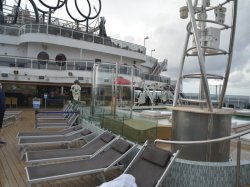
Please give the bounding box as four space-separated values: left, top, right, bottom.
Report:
173 0 199 106
218 0 238 108
198 0 207 109
130 67 134 119
173 28 190 106
236 138 241 187
187 0 213 111
91 64 96 115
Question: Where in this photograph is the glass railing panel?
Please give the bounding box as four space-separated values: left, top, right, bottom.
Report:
134 69 140 76
31 24 39 33
86 62 94 71
61 28 72 38
0 57 15 67
94 36 103 44
104 38 112 46
119 66 132 75
5 27 19 36
0 25 4 34
38 24 47 33
144 74 149 80
48 25 60 36
137 46 145 54
111 39 122 49
75 61 87 70
47 61 60 70
155 76 160 82
72 31 83 40
83 33 93 42
16 58 31 68
25 25 31 33
120 42 129 50
31 60 47 69
100 114 158 143
149 74 155 81
67 61 75 70
57 62 66 70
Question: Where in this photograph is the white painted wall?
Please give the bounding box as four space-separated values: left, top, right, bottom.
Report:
27 43 80 60
20 33 146 61
0 43 27 57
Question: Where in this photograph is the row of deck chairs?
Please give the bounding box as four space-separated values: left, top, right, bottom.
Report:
36 102 76 120
17 124 179 187
17 125 91 159
35 102 80 128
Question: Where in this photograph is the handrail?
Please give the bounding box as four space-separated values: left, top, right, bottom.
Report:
0 23 145 54
155 128 250 187
154 128 250 145
0 55 171 84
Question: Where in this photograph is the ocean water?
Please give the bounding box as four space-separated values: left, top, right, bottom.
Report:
185 93 250 109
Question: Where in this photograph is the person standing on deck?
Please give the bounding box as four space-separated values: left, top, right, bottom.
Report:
0 83 6 145
70 80 81 102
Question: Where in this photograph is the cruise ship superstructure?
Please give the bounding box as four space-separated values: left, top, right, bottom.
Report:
0 1 170 107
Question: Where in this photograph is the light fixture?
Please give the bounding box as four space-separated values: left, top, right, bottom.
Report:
13 70 19 75
151 49 155 57
95 58 102 64
144 36 149 47
39 76 45 79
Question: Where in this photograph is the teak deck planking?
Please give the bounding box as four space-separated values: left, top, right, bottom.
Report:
0 108 120 187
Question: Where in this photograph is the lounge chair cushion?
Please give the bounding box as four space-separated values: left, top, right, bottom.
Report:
141 145 171 167
73 125 82 131
112 139 131 154
100 132 115 143
81 129 92 136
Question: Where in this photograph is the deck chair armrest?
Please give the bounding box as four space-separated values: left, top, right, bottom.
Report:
155 150 180 187
104 143 137 172
124 141 148 173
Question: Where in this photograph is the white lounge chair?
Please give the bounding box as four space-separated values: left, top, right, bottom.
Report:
16 125 84 139
18 128 93 159
36 113 79 129
25 131 119 165
101 141 179 187
25 139 136 187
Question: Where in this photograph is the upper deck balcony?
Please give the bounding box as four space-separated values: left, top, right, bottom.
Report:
0 55 170 85
0 5 146 56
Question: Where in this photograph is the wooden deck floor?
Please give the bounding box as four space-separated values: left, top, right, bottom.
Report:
1 108 250 187
0 108 121 187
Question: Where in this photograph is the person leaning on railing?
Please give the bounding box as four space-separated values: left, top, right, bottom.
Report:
0 83 7 145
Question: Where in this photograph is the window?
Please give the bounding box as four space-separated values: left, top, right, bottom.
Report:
37 51 49 65
55 53 66 66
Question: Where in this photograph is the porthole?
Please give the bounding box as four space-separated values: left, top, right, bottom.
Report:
37 51 49 65
55 53 66 66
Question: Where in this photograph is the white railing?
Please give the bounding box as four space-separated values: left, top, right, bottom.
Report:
0 55 171 84
0 23 146 54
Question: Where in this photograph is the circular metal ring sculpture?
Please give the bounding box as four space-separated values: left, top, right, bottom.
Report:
11 0 102 31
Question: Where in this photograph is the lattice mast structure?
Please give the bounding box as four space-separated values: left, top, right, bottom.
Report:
173 0 238 112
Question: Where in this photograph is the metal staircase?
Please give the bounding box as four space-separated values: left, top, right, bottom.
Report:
151 59 168 76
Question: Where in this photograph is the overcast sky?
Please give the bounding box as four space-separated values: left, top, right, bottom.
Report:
101 0 250 96
8 0 250 96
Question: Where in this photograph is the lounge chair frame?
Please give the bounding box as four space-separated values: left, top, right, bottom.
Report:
124 141 179 187
18 129 93 159
25 139 137 187
16 124 84 139
25 131 120 165
36 113 79 129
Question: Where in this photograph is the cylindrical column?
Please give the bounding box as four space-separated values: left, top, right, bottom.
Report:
170 107 232 161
